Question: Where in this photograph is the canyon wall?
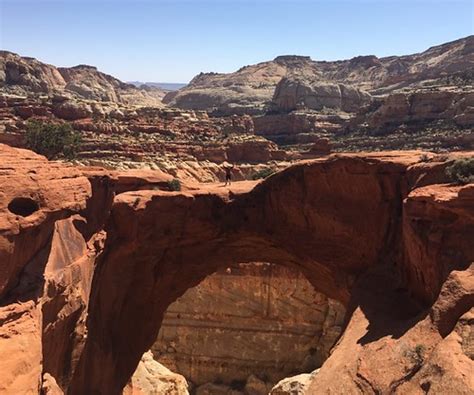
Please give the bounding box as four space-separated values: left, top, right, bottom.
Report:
152 263 345 388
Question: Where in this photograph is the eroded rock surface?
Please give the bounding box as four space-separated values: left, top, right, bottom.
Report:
0 144 472 395
124 351 189 395
152 263 345 387
0 51 165 106
165 36 473 115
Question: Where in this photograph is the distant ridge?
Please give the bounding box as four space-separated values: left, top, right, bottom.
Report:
128 81 187 91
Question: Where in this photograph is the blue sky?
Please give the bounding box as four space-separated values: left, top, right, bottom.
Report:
0 0 473 82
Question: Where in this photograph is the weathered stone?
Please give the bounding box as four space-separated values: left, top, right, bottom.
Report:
0 145 473 395
270 372 314 395
152 263 345 386
124 351 189 395
273 77 372 113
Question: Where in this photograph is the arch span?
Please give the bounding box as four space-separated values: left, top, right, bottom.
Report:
71 155 411 393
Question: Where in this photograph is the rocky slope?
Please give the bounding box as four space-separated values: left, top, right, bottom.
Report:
0 94 316 183
0 144 472 394
152 263 345 390
163 37 473 152
164 36 473 114
0 51 165 106
1 38 473 166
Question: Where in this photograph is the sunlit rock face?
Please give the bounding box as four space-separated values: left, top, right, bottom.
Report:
151 263 345 388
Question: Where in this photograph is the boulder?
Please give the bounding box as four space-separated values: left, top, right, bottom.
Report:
123 351 189 395
42 373 64 395
270 372 314 395
52 100 93 120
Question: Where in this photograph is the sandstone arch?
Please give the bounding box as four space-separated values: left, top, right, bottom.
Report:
1 145 472 394
70 156 408 393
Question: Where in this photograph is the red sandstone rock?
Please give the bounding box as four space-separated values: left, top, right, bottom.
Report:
0 145 472 394
0 144 91 298
0 301 42 393
403 183 474 303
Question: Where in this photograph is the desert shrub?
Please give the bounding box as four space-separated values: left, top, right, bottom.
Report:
167 178 181 191
445 158 474 184
418 153 430 163
25 120 81 160
404 344 425 366
252 168 275 180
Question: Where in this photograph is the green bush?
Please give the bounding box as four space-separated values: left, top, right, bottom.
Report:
445 158 474 184
25 120 81 160
418 153 430 163
167 178 181 191
252 168 275 180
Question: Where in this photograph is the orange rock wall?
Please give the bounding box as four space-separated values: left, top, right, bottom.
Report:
152 263 345 386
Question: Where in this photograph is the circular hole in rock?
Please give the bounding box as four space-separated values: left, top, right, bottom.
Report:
8 197 40 217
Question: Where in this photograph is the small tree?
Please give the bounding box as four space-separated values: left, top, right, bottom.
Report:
252 168 275 180
445 158 474 184
25 120 82 160
167 178 181 191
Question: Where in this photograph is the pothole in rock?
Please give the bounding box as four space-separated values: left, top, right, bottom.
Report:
7 197 40 217
149 262 346 394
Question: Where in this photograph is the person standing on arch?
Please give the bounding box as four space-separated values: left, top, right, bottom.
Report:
223 161 235 186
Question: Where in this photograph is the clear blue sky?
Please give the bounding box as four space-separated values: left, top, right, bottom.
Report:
0 0 473 82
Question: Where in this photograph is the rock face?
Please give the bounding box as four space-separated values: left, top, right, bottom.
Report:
273 77 372 113
403 183 474 304
366 90 474 129
152 263 345 387
159 36 473 151
0 51 165 106
165 36 473 114
0 51 66 93
0 145 473 394
0 144 112 393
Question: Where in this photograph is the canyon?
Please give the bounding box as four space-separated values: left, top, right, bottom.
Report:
0 144 472 394
1 36 473 178
0 35 473 395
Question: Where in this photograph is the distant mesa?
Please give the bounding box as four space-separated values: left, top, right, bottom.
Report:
128 81 187 91
273 55 313 63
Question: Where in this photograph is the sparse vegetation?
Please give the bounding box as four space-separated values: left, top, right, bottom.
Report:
25 120 81 160
404 344 426 366
419 153 431 163
445 158 474 184
167 178 182 191
252 168 275 180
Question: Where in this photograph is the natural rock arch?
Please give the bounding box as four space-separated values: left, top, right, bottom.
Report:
1 145 471 394
70 156 408 394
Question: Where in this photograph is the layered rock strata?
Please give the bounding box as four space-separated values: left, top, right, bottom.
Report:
0 51 165 106
152 263 345 387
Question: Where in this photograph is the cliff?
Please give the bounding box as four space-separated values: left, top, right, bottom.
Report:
152 263 345 388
